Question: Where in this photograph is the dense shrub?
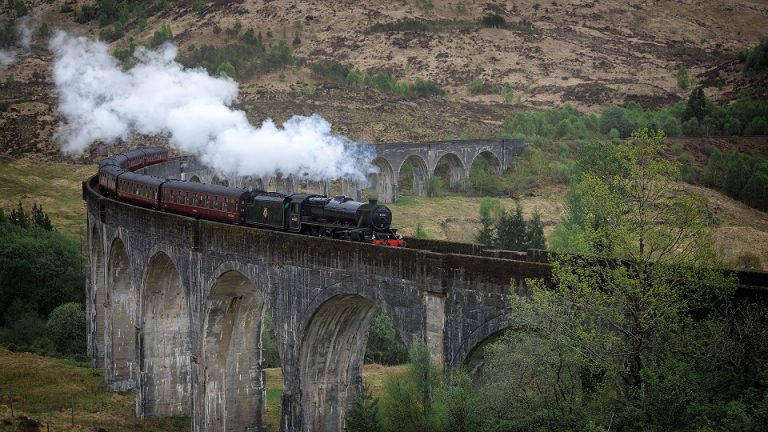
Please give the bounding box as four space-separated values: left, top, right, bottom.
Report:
742 37 768 76
701 150 768 211
46 302 86 357
502 90 768 140
181 31 296 80
0 204 84 356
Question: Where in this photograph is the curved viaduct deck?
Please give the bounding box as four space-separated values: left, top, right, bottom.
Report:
84 175 550 432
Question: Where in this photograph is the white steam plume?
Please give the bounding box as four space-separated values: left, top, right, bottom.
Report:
0 49 14 69
50 31 377 182
17 11 41 49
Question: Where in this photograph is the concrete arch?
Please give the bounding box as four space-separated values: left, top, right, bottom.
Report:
189 175 202 183
90 223 106 368
433 152 467 191
450 314 515 369
202 270 266 432
398 155 429 197
298 294 382 432
469 150 502 175
141 251 191 417
107 237 137 391
371 157 396 203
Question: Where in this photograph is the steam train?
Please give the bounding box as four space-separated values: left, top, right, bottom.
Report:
96 147 405 246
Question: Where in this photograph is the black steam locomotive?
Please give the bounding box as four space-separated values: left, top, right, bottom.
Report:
96 147 405 247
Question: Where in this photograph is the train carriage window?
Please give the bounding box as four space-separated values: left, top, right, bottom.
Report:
205 195 209 208
223 198 228 211
185 193 189 205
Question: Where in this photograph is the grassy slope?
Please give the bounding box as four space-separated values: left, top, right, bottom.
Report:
0 158 94 239
0 348 403 432
0 348 187 432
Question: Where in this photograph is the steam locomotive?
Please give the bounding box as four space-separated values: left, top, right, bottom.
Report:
96 147 405 247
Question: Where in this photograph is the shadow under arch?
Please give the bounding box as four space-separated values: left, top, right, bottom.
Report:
140 251 191 417
202 270 266 432
107 237 137 390
298 294 384 432
398 155 429 197
189 175 201 183
90 224 106 368
451 314 516 370
469 150 502 175
433 152 467 191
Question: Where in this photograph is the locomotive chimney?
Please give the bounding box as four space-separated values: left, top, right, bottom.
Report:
368 198 378 205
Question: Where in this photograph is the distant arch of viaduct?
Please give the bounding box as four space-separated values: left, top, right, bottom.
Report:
159 139 526 203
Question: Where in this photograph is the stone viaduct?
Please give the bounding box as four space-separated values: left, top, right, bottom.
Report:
164 139 526 203
87 151 768 432
85 172 553 432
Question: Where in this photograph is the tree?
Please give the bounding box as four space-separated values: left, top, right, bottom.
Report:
495 202 527 250
46 302 86 356
346 384 382 432
475 197 503 246
8 200 29 229
684 87 707 121
379 343 445 432
525 211 545 250
365 312 407 365
31 203 53 231
599 106 636 138
524 129 735 401
676 67 690 90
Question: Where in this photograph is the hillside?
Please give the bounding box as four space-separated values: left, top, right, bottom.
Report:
0 0 767 157
0 0 766 267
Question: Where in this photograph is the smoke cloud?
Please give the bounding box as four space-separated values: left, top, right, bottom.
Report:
0 49 14 69
0 11 40 70
50 31 377 182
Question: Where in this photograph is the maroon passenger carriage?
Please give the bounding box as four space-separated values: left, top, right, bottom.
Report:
161 180 249 224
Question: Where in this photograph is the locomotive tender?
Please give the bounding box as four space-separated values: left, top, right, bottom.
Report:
96 147 405 247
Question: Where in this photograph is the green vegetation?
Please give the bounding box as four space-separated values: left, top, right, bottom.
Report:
0 16 16 47
369 14 539 34
311 60 444 97
0 203 85 358
365 313 408 365
501 89 768 139
467 77 484 95
699 149 768 212
475 198 545 251
180 29 296 79
362 129 765 432
151 22 173 47
740 37 768 76
676 67 690 90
